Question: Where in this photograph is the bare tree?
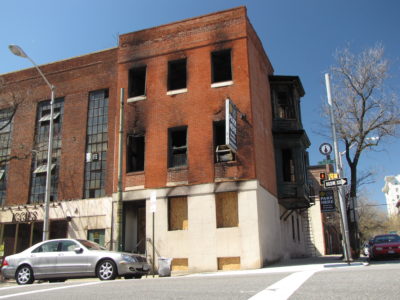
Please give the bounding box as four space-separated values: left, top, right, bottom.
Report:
357 194 387 242
0 76 30 167
326 44 400 254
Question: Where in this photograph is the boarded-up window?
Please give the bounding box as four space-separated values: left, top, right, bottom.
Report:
171 258 189 271
216 192 238 228
168 196 188 230
217 257 240 270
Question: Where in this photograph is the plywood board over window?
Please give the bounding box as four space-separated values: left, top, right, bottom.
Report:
217 257 240 270
171 258 188 271
215 192 238 228
168 196 188 230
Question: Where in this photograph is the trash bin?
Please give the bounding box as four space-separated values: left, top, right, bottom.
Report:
158 257 172 277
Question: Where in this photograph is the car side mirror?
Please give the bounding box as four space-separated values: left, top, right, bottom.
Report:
74 247 84 254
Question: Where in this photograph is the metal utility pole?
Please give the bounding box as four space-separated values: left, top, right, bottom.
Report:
325 73 352 263
116 88 125 251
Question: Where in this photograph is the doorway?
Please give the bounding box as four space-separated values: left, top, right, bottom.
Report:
123 200 146 254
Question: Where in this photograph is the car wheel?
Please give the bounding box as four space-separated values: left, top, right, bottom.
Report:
15 265 34 285
97 259 117 280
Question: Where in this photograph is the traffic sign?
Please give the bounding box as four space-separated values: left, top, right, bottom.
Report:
319 143 333 156
328 173 339 180
323 178 348 189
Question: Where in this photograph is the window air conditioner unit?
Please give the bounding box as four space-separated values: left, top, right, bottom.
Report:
216 145 233 162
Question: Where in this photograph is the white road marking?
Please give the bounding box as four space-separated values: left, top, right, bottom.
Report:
248 270 318 300
0 281 105 299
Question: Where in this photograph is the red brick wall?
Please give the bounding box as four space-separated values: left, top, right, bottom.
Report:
117 7 260 190
246 18 277 195
0 49 117 205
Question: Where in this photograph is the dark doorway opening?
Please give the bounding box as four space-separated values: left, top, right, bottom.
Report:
123 200 146 254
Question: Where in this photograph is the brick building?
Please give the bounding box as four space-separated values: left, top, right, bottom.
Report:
0 7 312 272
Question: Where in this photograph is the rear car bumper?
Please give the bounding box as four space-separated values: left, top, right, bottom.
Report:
371 249 400 258
1 266 17 279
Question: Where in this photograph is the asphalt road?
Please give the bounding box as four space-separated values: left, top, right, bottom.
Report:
0 258 399 299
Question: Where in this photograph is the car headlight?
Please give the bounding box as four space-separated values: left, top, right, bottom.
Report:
375 247 383 251
121 254 137 263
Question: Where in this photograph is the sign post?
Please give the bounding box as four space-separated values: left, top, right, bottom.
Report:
150 191 157 277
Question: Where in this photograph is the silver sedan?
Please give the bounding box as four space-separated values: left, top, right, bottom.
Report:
1 238 150 285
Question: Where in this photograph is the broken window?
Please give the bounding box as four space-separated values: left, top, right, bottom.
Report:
128 66 146 98
273 87 295 119
213 121 234 162
168 127 187 168
282 148 296 182
127 135 145 172
84 90 109 199
211 49 232 83
168 59 187 91
168 196 188 231
215 192 238 228
30 98 64 204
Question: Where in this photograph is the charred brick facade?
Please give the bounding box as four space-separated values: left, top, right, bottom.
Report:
0 7 311 271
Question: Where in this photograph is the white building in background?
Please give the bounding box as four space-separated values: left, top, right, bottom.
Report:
382 175 400 216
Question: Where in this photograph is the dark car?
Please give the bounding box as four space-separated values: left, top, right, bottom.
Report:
1 239 150 285
369 234 400 260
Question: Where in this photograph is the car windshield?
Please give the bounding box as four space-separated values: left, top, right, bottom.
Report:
78 239 107 250
374 235 400 244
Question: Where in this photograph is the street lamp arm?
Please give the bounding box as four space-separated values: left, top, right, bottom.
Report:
8 44 53 91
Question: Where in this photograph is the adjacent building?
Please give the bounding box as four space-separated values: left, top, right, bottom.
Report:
308 165 342 255
382 175 400 216
0 7 312 272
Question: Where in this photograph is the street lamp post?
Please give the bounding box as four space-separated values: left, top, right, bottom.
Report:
9 45 55 241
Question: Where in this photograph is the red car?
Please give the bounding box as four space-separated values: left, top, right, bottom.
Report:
369 234 400 260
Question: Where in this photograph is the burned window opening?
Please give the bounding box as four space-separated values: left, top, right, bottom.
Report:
128 66 146 98
127 135 145 172
273 86 295 119
168 59 187 91
213 121 235 163
282 148 296 182
211 49 232 83
168 127 187 168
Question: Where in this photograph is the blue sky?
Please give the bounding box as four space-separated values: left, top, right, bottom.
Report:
1 0 399 209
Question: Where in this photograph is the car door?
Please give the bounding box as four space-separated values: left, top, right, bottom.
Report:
56 240 90 276
29 240 60 277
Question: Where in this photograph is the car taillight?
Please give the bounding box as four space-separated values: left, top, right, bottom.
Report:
1 259 8 267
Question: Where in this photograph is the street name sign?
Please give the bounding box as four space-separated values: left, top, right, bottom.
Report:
323 177 348 189
318 159 335 165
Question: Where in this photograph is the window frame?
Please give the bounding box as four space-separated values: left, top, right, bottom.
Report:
126 134 145 173
167 58 187 92
211 49 233 85
128 66 147 99
168 126 188 168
